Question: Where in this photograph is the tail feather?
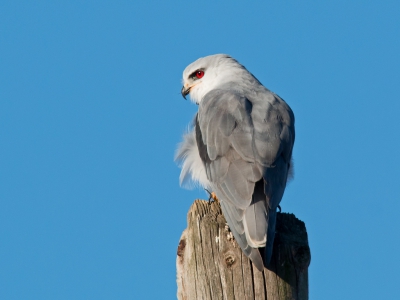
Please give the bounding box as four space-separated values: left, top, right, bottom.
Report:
249 248 264 272
264 209 277 265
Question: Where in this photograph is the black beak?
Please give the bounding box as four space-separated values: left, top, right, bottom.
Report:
181 86 190 100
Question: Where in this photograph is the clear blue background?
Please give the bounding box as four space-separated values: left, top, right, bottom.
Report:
1 1 399 299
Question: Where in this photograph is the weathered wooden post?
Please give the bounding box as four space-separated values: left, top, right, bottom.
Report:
177 199 311 300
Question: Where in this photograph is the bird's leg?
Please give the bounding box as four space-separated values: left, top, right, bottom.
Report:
204 189 219 204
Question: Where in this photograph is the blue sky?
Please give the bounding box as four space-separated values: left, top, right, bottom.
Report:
1 1 399 299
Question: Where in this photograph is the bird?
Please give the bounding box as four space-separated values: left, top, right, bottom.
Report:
175 54 295 271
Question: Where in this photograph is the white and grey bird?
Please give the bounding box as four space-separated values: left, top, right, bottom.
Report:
175 54 295 271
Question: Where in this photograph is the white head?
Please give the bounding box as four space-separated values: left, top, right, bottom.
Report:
181 54 257 104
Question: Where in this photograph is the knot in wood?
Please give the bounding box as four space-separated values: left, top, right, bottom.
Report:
224 252 236 268
292 245 311 269
177 238 186 258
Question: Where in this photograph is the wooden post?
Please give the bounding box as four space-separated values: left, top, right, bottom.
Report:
177 199 311 300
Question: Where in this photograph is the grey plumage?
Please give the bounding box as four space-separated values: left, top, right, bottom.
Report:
176 54 295 271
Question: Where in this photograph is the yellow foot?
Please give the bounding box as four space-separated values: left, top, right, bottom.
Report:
204 189 219 204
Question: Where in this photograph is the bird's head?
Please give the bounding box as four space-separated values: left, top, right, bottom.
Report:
181 54 249 104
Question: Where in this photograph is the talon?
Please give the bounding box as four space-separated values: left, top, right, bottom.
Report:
277 205 281 213
204 189 219 204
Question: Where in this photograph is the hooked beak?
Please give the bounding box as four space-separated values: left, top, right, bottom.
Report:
181 86 190 100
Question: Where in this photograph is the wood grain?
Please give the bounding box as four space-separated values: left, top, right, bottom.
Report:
177 200 311 300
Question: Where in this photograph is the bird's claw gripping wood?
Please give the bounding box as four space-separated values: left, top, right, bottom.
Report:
204 189 219 204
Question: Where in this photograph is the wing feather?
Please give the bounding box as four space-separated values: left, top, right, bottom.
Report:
196 88 294 270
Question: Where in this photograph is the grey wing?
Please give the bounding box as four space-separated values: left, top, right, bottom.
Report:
197 89 294 270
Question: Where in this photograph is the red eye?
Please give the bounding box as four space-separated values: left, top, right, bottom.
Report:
196 70 204 79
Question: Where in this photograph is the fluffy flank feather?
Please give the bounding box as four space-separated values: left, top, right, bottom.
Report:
175 128 210 189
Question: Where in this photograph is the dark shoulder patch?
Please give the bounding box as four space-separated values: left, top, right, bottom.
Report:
195 114 211 165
